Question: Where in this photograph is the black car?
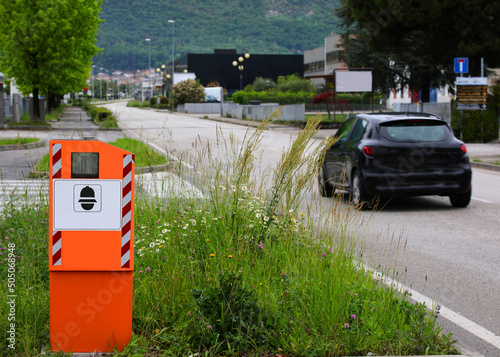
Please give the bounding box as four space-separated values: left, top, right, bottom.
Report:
319 112 472 208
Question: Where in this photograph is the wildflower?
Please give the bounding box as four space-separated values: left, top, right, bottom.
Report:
351 314 357 320
241 185 248 191
162 229 167 233
162 257 166 260
210 254 215 257
228 255 233 258
434 305 441 318
263 216 269 222
256 213 261 218
220 185 226 190
289 209 294 213
163 223 170 226
145 267 150 273
155 329 159 334
190 219 196 226
322 252 327 257
206 239 210 242
207 325 212 330
258 243 263 249
149 242 155 248
344 323 349 328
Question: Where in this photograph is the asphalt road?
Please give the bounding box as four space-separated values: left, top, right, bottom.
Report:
2 102 499 356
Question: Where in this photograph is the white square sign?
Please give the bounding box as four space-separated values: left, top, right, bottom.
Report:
53 179 122 231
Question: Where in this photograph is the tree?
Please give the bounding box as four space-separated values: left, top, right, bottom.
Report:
336 0 500 100
171 79 205 105
0 0 103 119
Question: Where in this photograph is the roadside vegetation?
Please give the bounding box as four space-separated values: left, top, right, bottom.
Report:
0 138 39 146
6 113 50 127
0 113 459 356
79 101 119 129
44 105 66 121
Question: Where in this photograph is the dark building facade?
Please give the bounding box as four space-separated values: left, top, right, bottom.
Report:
187 51 304 93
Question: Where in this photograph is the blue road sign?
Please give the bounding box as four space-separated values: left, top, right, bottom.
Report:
455 58 469 73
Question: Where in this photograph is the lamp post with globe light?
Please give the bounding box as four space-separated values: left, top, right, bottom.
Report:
156 64 172 98
232 52 250 91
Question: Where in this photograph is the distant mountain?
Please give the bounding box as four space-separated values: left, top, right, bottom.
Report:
93 0 339 71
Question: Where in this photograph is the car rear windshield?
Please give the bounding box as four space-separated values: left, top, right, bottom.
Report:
379 119 450 142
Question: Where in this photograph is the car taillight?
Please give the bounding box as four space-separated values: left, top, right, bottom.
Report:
460 144 467 154
363 146 374 156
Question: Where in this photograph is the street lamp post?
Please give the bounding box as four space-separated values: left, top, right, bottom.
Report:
168 20 175 111
232 52 250 91
91 65 96 102
156 64 172 109
145 38 151 106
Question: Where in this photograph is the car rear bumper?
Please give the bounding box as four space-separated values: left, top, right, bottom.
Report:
361 167 472 197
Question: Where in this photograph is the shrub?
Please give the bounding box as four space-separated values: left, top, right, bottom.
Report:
171 79 205 105
149 95 170 107
250 77 277 92
231 90 314 105
451 95 499 142
277 74 315 93
78 101 118 128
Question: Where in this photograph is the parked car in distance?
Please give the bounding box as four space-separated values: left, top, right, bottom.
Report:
205 95 219 103
319 112 472 208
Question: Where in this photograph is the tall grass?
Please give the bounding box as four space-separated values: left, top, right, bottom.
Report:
0 111 458 356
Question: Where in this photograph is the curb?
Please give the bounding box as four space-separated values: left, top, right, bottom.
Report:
0 140 45 152
471 161 500 172
3 124 51 130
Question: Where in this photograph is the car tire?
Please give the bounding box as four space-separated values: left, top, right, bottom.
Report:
350 171 371 209
449 188 471 208
318 165 334 197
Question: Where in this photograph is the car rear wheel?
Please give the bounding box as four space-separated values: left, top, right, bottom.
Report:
449 188 471 208
351 171 371 209
318 165 334 197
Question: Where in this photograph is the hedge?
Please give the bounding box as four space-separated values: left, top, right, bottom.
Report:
451 95 499 142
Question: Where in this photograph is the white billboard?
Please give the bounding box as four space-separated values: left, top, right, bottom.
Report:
335 70 372 92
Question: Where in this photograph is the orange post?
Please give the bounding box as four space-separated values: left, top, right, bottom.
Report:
48 140 134 353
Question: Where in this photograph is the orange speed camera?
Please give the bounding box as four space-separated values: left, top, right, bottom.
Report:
48 139 135 353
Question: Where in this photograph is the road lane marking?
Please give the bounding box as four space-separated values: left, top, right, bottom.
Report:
472 197 494 203
362 263 500 351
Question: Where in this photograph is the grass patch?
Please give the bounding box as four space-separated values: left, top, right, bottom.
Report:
45 105 66 121
108 137 168 167
1 113 459 356
6 113 50 127
34 137 167 173
127 100 150 108
0 138 39 146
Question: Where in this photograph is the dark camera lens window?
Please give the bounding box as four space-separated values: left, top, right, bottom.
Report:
71 152 99 178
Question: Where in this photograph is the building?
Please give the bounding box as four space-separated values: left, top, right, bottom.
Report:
186 50 304 94
304 33 347 90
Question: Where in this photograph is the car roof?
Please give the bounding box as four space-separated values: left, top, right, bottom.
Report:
354 112 445 123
